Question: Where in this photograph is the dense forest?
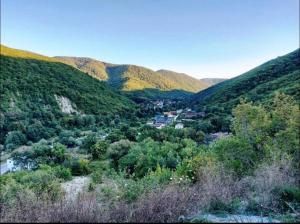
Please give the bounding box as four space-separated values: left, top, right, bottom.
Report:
0 53 137 150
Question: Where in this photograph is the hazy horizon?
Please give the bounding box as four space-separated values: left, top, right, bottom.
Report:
1 0 299 79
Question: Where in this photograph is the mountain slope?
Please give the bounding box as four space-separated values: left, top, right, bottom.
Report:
156 69 209 92
0 46 136 146
2 46 210 100
200 78 227 86
54 56 209 99
191 49 300 113
55 56 110 80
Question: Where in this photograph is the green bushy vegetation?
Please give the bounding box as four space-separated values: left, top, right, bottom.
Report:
1 93 299 222
0 49 137 149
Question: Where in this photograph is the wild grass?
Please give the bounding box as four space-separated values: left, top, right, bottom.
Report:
1 158 298 223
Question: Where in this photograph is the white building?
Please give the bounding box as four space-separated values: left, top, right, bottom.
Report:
0 158 21 175
175 123 184 129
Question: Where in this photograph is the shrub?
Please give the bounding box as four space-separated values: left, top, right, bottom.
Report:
274 186 300 203
106 140 134 169
91 170 102 184
176 152 217 182
210 136 256 176
26 122 47 142
19 170 63 201
52 166 72 181
80 134 97 151
58 130 76 147
88 160 109 173
38 164 72 181
4 131 27 150
120 179 144 202
69 158 91 176
90 141 108 160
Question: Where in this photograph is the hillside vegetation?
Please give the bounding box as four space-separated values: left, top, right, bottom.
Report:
1 45 210 100
55 56 209 99
191 49 300 114
1 93 299 223
54 56 110 80
0 49 136 149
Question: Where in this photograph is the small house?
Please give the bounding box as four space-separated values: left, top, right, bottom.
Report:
175 123 184 129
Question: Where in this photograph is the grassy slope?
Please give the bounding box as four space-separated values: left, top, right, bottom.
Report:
191 49 300 112
0 45 58 62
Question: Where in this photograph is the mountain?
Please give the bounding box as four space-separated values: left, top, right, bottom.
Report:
1 45 210 100
191 49 300 114
0 45 136 145
54 57 209 99
200 78 227 86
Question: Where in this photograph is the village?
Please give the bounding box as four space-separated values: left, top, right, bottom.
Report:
145 100 230 143
146 100 205 129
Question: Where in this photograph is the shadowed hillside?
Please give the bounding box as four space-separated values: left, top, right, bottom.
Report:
55 56 209 99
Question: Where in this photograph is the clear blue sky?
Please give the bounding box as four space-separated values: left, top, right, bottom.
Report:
1 0 299 78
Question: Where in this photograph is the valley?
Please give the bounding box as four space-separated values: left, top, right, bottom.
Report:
1 45 299 223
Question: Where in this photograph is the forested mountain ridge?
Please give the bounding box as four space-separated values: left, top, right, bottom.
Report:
54 57 209 97
0 47 136 148
1 45 210 100
54 56 111 80
191 49 300 113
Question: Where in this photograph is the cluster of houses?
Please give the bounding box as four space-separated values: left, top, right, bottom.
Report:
146 107 205 129
147 109 180 129
148 115 175 129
